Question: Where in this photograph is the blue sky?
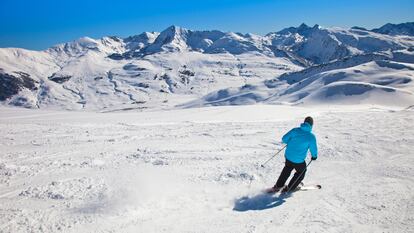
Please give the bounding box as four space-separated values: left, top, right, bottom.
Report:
1 0 413 50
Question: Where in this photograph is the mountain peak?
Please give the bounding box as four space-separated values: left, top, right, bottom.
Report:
125 31 159 42
144 25 190 53
312 24 320 29
298 23 310 30
164 25 188 34
276 23 321 36
372 22 414 36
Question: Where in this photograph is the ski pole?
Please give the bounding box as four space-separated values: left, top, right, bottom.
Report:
286 159 313 192
260 144 287 168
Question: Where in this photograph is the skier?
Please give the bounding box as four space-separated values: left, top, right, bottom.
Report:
268 116 318 193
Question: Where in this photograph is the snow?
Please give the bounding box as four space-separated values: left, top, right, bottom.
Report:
267 23 414 64
1 23 414 110
0 48 303 110
273 60 414 106
187 52 414 108
1 21 414 232
0 105 413 232
372 22 414 36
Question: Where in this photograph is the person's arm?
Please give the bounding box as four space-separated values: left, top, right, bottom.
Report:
309 135 318 159
282 129 294 144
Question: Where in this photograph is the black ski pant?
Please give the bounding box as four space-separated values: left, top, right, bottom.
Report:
275 159 306 191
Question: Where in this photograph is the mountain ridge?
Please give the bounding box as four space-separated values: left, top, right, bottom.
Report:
1 22 414 110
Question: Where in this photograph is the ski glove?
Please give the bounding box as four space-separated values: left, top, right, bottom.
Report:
311 157 317 161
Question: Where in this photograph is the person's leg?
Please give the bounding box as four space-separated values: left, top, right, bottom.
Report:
287 162 307 191
274 160 294 188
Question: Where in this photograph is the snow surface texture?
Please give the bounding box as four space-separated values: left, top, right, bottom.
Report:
1 22 414 110
0 105 413 232
184 52 414 108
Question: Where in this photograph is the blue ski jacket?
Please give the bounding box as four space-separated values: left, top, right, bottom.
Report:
282 122 318 163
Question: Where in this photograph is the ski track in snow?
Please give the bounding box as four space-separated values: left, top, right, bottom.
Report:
0 105 413 233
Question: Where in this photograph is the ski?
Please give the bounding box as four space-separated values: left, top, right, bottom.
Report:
296 184 322 191
264 187 283 194
264 183 321 194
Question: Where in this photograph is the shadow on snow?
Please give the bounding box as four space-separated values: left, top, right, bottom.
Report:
233 192 291 212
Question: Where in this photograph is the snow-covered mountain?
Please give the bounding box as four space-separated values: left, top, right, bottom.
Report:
1 23 414 110
267 23 413 64
372 22 414 36
182 50 414 107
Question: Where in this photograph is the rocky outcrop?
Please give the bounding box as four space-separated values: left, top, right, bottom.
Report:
0 71 38 101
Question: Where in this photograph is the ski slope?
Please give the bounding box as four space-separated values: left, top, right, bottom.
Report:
0 105 413 232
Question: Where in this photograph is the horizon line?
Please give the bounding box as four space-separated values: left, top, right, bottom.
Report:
1 21 413 51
